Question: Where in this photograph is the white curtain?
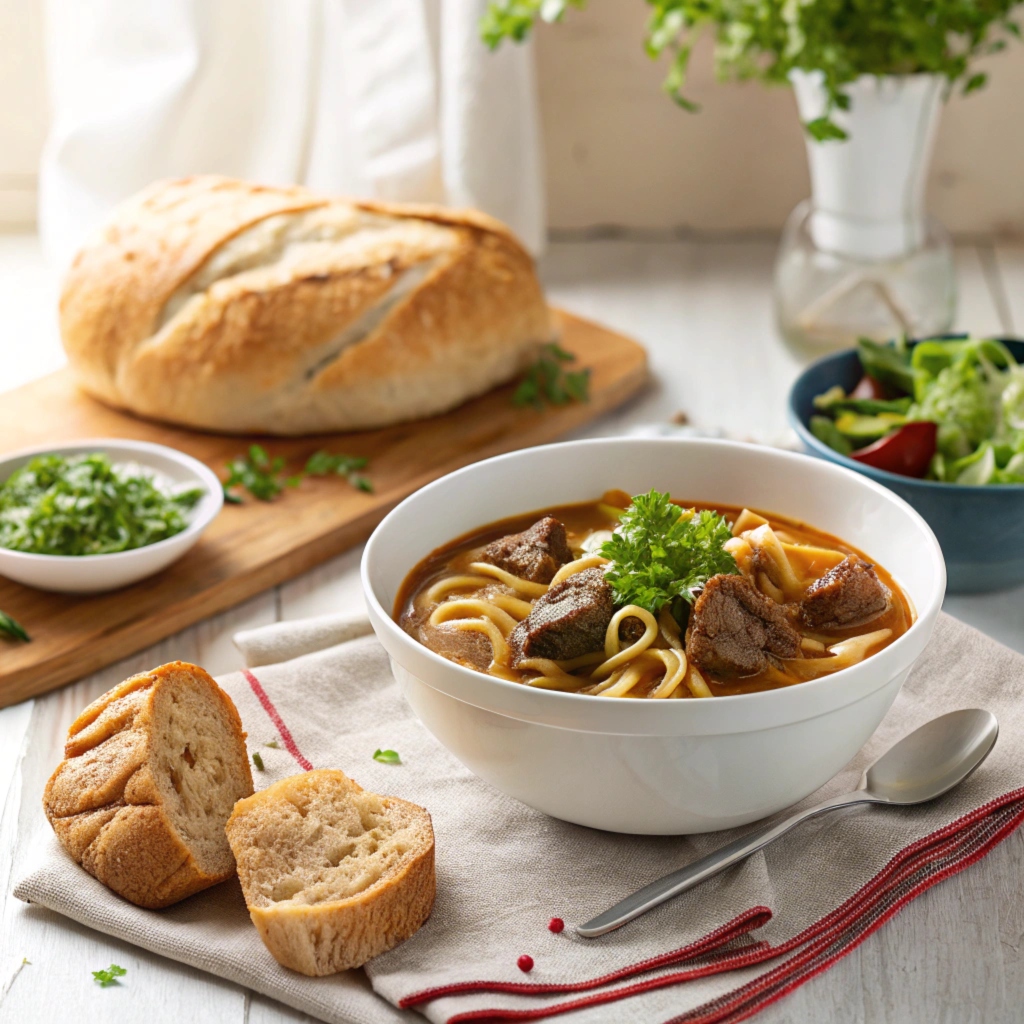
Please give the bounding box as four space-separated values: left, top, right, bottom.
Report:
39 0 545 270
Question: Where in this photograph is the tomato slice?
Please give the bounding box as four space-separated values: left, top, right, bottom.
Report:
850 374 888 400
849 421 937 478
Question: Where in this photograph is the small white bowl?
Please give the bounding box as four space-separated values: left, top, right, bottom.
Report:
0 439 223 594
362 438 946 835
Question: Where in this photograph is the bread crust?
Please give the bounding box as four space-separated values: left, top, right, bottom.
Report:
60 176 554 435
43 661 254 909
226 770 436 975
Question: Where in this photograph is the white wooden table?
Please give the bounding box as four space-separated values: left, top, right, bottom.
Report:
1 235 1023 1023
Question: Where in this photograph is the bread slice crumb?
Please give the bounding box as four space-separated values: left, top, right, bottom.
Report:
43 661 254 908
226 769 435 975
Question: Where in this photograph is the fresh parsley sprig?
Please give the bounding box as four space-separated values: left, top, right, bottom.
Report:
600 490 736 616
513 343 590 409
222 445 292 503
305 451 373 493
0 610 29 643
92 964 127 987
223 447 373 502
373 748 401 765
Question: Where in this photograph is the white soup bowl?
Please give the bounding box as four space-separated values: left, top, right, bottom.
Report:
361 438 945 835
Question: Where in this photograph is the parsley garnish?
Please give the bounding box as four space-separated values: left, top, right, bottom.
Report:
252 752 265 772
513 344 590 409
373 749 401 765
223 447 373 502
92 964 127 987
600 490 737 616
222 445 292 503
304 451 373 493
0 610 29 642
0 454 203 556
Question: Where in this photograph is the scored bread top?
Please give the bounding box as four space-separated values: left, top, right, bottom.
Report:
44 661 254 908
59 176 554 435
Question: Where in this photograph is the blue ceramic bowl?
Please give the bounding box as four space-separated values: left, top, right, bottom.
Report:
788 338 1024 594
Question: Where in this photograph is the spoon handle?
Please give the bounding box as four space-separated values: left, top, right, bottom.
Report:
576 790 874 938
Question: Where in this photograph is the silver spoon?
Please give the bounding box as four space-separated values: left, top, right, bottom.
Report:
577 708 999 938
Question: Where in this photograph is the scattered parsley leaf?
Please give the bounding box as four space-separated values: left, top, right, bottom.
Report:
92 964 127 987
305 451 373 493
0 453 204 556
513 343 590 410
600 490 737 616
265 739 280 749
224 448 373 502
373 749 401 765
0 610 29 643
222 445 287 502
252 752 265 772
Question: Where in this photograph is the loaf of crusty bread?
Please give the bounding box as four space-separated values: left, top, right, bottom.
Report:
225 769 435 975
43 661 254 909
60 176 555 435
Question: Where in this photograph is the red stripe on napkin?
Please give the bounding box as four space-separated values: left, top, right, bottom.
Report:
242 668 314 772
400 907 772 1007
403 789 1024 1024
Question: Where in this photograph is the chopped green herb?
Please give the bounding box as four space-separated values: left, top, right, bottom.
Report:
265 739 280 749
252 752 265 772
0 453 203 556
223 445 288 502
92 964 127 987
373 748 401 765
513 343 590 410
224 447 373 501
600 490 737 617
305 451 373 493
0 609 29 642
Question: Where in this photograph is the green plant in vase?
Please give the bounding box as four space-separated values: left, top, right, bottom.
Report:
483 0 1022 354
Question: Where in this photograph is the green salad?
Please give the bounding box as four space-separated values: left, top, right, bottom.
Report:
810 337 1024 485
0 453 204 556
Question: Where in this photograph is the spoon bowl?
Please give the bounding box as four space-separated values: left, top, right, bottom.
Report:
863 708 999 805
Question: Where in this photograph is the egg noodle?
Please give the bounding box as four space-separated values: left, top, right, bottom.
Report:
418 509 895 699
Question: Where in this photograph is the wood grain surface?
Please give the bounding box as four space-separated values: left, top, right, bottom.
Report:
0 308 647 707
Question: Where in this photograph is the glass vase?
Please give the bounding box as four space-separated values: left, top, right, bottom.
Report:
774 72 956 359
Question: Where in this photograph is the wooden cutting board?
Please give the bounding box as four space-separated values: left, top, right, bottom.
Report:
0 309 646 707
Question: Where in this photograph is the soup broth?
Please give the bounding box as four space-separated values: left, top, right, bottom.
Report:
397 497 912 698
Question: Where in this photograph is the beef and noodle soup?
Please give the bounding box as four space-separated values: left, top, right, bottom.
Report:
396 490 913 699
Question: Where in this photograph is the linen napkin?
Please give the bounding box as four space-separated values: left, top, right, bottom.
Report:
14 612 1024 1024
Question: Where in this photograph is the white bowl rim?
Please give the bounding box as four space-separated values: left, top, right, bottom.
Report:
0 437 223 563
361 436 946 709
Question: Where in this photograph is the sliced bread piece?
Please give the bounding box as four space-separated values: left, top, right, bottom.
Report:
225 769 435 975
43 661 254 909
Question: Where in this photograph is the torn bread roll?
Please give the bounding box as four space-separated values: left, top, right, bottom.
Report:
60 176 555 435
43 661 254 909
225 769 435 975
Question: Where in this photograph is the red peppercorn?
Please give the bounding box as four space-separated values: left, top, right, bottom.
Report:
517 955 534 973
548 917 565 933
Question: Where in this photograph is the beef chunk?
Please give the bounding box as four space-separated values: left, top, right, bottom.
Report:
800 556 890 630
686 574 802 679
482 516 574 585
510 568 613 665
